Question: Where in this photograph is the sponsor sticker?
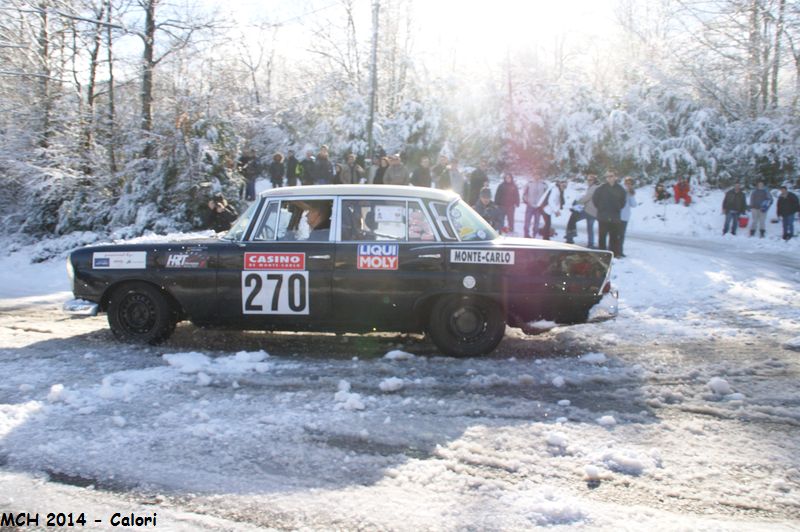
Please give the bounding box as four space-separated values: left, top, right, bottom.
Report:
244 252 306 271
92 251 147 269
357 244 399 270
165 252 208 268
450 249 515 265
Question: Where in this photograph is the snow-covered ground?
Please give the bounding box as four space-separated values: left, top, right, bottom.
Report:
0 184 799 530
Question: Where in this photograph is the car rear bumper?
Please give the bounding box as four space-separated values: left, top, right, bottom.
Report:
63 298 100 317
587 290 618 322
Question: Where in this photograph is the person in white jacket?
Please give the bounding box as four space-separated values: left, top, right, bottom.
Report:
536 179 566 240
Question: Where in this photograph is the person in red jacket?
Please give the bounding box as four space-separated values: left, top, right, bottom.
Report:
494 173 520 233
673 178 692 206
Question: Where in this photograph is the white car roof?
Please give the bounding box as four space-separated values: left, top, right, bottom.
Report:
259 184 460 201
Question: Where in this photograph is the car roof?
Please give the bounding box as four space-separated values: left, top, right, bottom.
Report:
258 184 460 201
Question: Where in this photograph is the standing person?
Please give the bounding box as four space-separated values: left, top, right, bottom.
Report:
592 172 626 257
411 156 432 187
432 155 451 189
339 153 365 184
494 173 520 233
268 153 285 189
565 174 599 246
449 158 465 197
776 185 799 240
619 177 638 257
313 146 335 184
384 154 410 185
522 174 547 238
467 159 490 206
537 179 566 240
721 183 747 235
673 177 692 206
285 150 300 186
237 148 260 201
472 188 503 230
299 150 316 185
748 181 772 238
372 156 389 184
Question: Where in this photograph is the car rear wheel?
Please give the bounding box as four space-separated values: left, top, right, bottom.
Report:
427 295 506 357
107 283 175 344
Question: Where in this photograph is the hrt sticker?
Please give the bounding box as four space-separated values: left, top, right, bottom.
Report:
165 253 207 268
357 244 399 270
244 252 306 270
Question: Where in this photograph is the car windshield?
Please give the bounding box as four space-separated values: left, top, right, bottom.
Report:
222 201 259 241
447 198 498 241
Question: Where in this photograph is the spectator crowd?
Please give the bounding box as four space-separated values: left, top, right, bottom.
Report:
204 145 800 252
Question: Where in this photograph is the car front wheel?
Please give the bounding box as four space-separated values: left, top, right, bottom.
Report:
427 295 506 357
107 283 175 344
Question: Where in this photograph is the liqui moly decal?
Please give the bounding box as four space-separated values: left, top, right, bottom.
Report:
244 252 306 270
357 244 399 270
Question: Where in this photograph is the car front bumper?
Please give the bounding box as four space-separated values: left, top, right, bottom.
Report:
63 298 100 317
587 290 619 322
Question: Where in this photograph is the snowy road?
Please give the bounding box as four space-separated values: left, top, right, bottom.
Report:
0 233 799 531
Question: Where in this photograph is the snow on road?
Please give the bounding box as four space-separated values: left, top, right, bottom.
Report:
0 188 799 530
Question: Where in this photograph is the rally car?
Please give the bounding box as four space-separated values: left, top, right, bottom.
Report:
64 185 617 356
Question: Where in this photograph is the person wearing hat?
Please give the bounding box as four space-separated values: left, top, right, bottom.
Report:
205 193 239 233
472 187 503 231
384 154 410 185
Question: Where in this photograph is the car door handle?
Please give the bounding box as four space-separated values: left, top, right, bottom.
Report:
309 254 331 259
417 254 441 259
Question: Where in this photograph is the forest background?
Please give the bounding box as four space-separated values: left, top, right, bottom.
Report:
1 0 799 238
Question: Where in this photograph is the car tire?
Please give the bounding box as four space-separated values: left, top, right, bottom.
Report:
107 282 175 344
427 295 506 357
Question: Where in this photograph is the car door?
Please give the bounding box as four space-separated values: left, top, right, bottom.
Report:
333 197 445 330
216 197 334 329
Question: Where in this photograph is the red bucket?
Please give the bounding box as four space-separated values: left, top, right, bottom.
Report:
738 216 749 228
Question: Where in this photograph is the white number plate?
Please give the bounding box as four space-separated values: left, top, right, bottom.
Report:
242 271 309 315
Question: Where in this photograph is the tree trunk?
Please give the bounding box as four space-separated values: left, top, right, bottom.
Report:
748 0 760 117
141 0 157 157
367 0 380 160
771 0 785 108
37 1 51 149
106 0 117 173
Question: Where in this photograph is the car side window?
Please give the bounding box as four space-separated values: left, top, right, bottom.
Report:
251 201 279 241
430 201 458 240
408 203 436 241
341 200 406 241
277 199 334 242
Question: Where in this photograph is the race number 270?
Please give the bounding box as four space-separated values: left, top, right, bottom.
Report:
242 271 309 315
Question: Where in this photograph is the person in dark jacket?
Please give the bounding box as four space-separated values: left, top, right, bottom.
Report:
411 157 432 187
372 156 389 184
237 148 260 201
592 172 626 257
467 159 490 206
431 155 451 190
205 194 238 233
285 150 300 186
721 183 747 235
473 188 503 230
777 185 799 240
494 173 520 232
313 146 335 184
299 151 316 185
268 153 285 188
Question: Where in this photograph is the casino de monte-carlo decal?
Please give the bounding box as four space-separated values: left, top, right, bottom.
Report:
357 244 399 270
